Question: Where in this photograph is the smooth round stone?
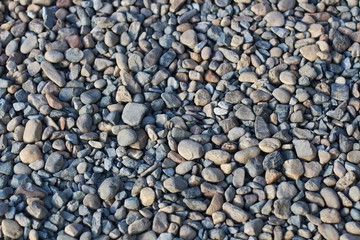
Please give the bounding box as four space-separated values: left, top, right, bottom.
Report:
19 144 43 164
264 11 285 27
194 89 211 106
259 138 281 153
205 150 231 165
65 48 84 63
215 0 230 7
45 152 65 173
238 71 258 83
44 50 64 63
80 89 102 104
163 176 188 193
23 119 43 143
202 167 225 183
279 71 297 85
283 159 304 180
180 30 198 49
117 128 137 147
76 114 93 133
177 139 204 160
98 177 122 201
139 187 156 207
1 219 23 239
13 163 32 175
83 193 102 210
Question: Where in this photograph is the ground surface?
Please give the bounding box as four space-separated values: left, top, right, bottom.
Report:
0 0 360 239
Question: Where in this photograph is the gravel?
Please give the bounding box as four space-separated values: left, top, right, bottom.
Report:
0 0 360 239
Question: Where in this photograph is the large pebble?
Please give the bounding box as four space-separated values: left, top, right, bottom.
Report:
98 177 122 201
20 145 43 164
177 139 204 160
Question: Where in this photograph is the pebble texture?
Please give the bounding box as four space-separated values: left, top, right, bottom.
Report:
0 0 360 240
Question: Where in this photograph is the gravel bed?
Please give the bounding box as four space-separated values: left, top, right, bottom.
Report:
0 0 360 239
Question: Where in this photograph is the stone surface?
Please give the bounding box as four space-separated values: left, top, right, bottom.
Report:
19 145 43 164
1 219 23 239
178 139 204 160
98 177 122 201
122 103 148 126
293 140 317 161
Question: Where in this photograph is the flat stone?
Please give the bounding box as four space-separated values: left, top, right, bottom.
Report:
45 152 65 173
331 83 349 101
202 167 225 183
153 212 169 233
1 219 23 239
26 200 49 219
194 89 211 106
244 219 264 236
98 177 122 201
163 176 188 193
276 182 298 200
23 119 42 143
263 151 284 170
206 193 223 215
122 103 148 126
273 199 291 219
83 193 102 210
283 159 304 180
40 60 65 89
259 138 281 153
178 139 204 160
293 140 317 161
255 116 270 139
222 202 249 223
20 144 43 164
318 224 340 240
300 44 320 62
161 92 182 108
320 187 340 209
128 218 151 235
235 105 255 121
140 187 156 207
80 89 102 104
205 150 231 165
117 128 137 147
264 11 285 27
180 30 198 49
64 223 83 237
347 151 360 164
232 168 245 188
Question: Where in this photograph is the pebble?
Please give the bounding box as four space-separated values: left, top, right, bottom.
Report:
122 103 148 127
19 145 43 164
177 139 204 160
204 150 231 165
283 159 304 180
163 176 188 193
180 30 198 49
293 140 317 161
0 0 357 239
117 128 137 147
259 138 281 153
264 11 285 27
223 202 249 223
44 152 64 173
98 177 122 201
140 187 156 207
244 219 264 236
1 219 23 239
202 167 225 183
41 61 66 87
23 119 42 143
318 224 340 240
